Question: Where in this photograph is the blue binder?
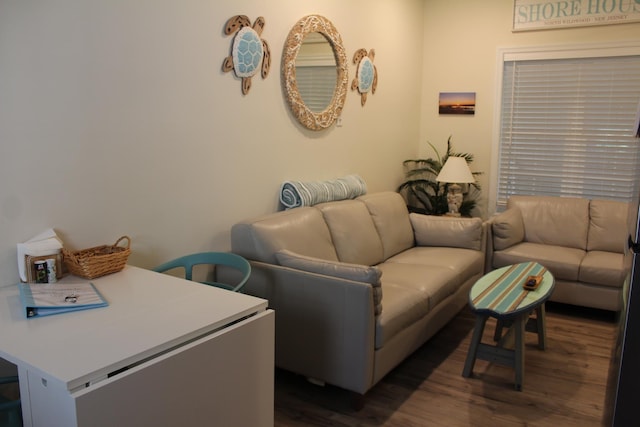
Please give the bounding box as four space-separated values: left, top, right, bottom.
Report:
19 282 108 318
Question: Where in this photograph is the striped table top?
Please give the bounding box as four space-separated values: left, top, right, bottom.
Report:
469 262 555 318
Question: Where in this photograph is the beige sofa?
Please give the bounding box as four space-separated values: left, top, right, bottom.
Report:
487 195 629 311
227 191 485 397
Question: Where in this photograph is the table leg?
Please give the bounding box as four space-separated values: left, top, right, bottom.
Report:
462 315 488 378
494 319 504 342
514 315 526 391
536 303 546 350
17 365 32 427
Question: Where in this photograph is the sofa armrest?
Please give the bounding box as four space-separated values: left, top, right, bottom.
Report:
491 207 525 251
235 260 377 395
409 213 484 251
275 250 382 315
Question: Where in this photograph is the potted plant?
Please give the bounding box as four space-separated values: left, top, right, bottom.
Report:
398 136 482 216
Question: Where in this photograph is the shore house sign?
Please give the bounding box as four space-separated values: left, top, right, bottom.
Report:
513 0 640 31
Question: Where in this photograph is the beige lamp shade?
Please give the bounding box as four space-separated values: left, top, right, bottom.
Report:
436 156 475 183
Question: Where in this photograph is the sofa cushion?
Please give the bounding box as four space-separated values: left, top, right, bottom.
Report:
316 200 385 266
508 195 589 250
492 207 525 251
385 246 484 286
588 199 628 253
410 214 483 251
358 192 415 261
275 250 383 315
493 242 585 282
231 207 338 264
579 251 626 288
374 263 459 348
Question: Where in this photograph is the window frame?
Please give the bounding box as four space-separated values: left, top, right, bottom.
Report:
490 41 640 213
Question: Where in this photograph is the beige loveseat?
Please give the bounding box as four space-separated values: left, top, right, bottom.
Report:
228 191 485 397
487 195 629 311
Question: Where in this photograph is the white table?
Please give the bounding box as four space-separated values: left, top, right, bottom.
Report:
0 265 274 427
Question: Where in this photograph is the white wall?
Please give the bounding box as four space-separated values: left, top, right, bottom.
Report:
420 0 640 218
2 0 638 285
0 0 425 283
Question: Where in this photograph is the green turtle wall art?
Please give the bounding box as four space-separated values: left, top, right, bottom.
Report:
351 48 377 106
222 15 271 95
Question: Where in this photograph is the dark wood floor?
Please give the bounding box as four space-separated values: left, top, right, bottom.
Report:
274 302 617 427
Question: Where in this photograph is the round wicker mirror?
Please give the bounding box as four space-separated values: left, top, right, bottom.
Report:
282 15 348 131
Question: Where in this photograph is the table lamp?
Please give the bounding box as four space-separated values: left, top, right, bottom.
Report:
436 156 475 216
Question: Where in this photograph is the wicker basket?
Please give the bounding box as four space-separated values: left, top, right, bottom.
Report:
63 236 131 279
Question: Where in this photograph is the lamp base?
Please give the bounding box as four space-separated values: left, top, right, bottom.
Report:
446 183 463 217
444 212 461 217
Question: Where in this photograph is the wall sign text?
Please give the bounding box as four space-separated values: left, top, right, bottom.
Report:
513 0 640 31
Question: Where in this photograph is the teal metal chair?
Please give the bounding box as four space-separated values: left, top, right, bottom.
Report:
153 252 251 292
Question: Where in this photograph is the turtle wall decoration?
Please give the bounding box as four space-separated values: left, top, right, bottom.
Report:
222 15 271 95
351 48 377 106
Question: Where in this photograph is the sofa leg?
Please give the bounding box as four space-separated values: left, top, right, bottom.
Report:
350 392 365 410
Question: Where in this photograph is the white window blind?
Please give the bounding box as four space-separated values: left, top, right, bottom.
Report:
295 66 336 112
497 54 640 208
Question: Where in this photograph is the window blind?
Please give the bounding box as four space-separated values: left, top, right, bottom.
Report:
295 66 336 112
497 55 640 208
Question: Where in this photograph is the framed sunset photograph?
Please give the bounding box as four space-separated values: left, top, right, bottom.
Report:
439 92 476 115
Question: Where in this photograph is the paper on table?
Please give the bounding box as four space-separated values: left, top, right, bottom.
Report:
17 228 63 282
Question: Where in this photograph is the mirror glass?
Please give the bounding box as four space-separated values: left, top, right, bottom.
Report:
283 15 348 131
295 32 337 113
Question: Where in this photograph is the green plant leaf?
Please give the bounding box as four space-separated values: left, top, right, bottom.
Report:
398 136 482 216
